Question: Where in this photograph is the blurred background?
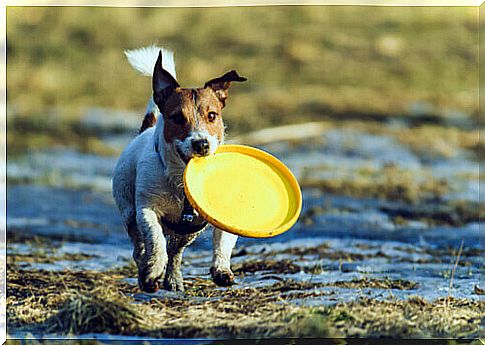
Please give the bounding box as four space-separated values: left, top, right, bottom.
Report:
6 7 484 337
7 6 479 156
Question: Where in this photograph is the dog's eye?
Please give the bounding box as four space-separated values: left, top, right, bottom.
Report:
207 111 218 122
170 112 186 125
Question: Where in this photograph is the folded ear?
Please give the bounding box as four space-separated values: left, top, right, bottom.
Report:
152 50 180 109
204 70 247 107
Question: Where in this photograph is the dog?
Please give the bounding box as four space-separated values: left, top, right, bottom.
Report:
112 45 247 293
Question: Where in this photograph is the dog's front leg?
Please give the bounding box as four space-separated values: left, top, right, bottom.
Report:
164 232 200 292
136 207 168 292
211 228 238 286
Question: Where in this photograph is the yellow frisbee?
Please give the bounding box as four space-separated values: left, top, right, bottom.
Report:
184 144 302 238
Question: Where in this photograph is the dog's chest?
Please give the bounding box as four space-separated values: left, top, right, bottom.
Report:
152 191 201 222
152 190 183 219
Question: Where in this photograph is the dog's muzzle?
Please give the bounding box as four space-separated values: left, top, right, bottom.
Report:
192 138 210 156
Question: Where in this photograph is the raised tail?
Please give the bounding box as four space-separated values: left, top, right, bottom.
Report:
125 45 176 133
124 45 176 79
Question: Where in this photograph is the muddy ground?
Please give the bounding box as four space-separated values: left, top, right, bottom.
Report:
6 114 484 340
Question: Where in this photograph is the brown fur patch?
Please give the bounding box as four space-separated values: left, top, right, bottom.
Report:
139 112 157 134
161 88 225 143
162 89 192 143
193 88 225 142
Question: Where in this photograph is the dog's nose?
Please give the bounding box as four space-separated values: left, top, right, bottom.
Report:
192 139 210 156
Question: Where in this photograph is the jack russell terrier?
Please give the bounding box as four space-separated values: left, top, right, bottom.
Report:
112 46 247 293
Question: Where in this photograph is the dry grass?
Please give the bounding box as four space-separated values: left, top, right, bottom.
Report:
44 288 154 335
6 267 135 330
380 200 484 227
327 296 484 338
329 278 418 290
6 340 104 345
301 164 450 204
6 115 120 158
8 253 96 265
7 260 484 338
392 126 480 160
345 121 481 161
7 264 306 338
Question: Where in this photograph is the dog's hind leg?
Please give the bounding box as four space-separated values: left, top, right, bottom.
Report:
163 232 201 292
211 228 238 286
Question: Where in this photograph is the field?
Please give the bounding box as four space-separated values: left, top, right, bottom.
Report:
6 5 483 341
6 6 479 154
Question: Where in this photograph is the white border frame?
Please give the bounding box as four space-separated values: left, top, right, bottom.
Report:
1 1 482 343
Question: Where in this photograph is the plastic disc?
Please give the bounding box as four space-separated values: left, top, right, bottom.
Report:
184 144 302 238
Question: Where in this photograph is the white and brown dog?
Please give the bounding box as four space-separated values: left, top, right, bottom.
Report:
112 46 246 293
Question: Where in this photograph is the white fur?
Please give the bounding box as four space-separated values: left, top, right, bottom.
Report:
125 45 176 79
176 130 219 159
145 96 160 118
126 46 175 120
212 229 238 271
112 46 237 292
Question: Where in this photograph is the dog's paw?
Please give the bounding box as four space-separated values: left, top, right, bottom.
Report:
210 267 235 287
138 276 160 293
138 260 166 293
163 275 185 292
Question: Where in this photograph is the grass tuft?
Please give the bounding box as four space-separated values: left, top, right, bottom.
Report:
45 288 151 335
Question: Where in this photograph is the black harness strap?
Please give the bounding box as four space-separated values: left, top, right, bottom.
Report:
160 197 208 235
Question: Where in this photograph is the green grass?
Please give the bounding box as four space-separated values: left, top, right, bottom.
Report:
7 6 478 143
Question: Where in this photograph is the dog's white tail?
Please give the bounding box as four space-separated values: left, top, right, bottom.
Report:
125 45 176 79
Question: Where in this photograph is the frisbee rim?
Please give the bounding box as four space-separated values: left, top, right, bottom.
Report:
183 144 302 238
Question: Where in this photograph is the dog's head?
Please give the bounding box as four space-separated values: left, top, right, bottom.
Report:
152 51 246 163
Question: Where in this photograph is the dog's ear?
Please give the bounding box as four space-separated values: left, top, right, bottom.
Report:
152 50 180 108
204 70 247 107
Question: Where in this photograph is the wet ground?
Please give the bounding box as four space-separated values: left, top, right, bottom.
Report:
6 111 484 339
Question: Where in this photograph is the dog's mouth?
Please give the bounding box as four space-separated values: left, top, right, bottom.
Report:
175 138 218 164
176 147 216 164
